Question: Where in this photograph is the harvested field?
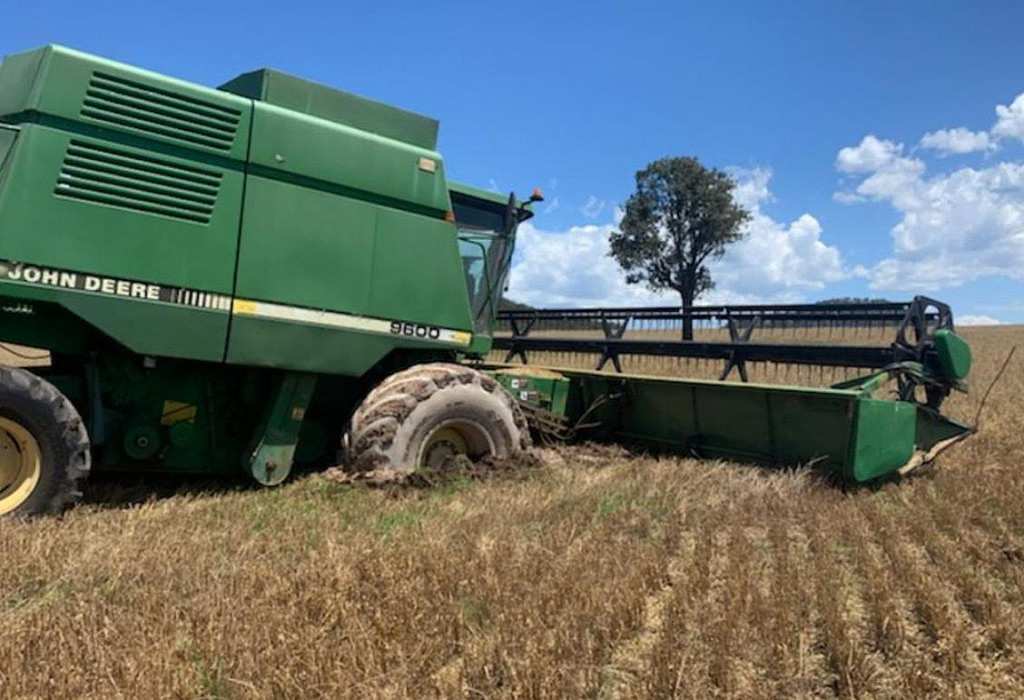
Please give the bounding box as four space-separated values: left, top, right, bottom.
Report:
1 326 1022 698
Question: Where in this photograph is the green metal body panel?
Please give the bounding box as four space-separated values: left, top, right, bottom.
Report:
488 364 971 483
245 101 449 217
0 124 245 292
220 68 439 151
0 46 253 161
935 328 972 381
0 303 92 355
232 175 378 314
231 175 471 329
494 370 571 415
62 294 229 362
226 317 444 376
448 181 513 207
850 399 915 482
0 128 17 177
247 372 318 485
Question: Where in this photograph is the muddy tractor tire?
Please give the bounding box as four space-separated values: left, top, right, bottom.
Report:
0 366 90 517
346 363 530 474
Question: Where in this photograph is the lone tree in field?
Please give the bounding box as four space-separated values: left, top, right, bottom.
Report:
610 157 750 340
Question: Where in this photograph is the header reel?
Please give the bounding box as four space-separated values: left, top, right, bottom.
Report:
495 295 972 410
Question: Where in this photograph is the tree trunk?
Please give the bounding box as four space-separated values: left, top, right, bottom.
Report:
680 291 694 341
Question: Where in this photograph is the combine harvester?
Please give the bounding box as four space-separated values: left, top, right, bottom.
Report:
0 46 970 516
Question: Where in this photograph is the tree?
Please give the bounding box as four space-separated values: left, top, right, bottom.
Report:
609 157 750 340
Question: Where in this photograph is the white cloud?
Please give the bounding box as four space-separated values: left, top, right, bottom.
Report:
919 127 992 155
730 166 772 209
847 155 927 212
837 155 1024 290
581 195 606 219
993 93 1024 143
711 169 854 299
506 169 853 307
836 135 903 173
507 220 674 307
835 90 1024 291
833 191 866 204
542 196 560 214
958 314 1004 326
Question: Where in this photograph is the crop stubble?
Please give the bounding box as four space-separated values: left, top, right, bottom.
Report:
0 326 1022 698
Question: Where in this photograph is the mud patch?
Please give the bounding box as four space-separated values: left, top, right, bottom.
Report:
322 449 544 491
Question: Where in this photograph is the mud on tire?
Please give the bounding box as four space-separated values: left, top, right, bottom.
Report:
0 366 90 517
345 363 531 474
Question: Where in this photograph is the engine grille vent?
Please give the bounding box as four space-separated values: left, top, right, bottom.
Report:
55 140 221 224
81 72 241 152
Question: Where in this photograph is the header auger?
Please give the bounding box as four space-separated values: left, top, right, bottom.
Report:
0 46 971 516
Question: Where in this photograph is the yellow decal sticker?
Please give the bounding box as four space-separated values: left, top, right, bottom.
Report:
161 400 197 426
233 299 257 314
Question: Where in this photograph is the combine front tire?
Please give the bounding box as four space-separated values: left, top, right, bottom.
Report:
346 363 530 474
0 367 90 517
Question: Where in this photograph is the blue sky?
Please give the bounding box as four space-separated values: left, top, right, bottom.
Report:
5 1 1024 322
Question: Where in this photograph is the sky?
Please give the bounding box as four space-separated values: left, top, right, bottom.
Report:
5 1 1024 323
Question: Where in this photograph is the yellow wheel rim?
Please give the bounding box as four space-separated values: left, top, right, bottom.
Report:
0 417 42 516
420 426 472 469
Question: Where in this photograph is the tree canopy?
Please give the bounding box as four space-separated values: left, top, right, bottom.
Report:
609 157 750 339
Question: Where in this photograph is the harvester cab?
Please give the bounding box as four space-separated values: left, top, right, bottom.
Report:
450 184 537 336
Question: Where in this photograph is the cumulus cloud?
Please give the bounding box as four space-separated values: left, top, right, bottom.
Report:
507 169 853 307
711 169 854 299
836 135 903 173
834 89 1024 291
919 127 993 155
507 220 674 307
845 154 926 212
993 93 1024 143
835 105 1024 291
958 314 1004 326
907 90 1024 157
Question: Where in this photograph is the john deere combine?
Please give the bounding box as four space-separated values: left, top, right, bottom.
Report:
0 46 971 516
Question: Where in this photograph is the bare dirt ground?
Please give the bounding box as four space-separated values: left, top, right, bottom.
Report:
0 326 1022 699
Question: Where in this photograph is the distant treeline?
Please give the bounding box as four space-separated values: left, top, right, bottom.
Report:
499 297 535 312
816 297 891 305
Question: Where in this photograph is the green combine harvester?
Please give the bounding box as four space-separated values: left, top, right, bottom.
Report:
0 46 971 516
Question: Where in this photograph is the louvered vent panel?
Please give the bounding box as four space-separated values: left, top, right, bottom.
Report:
81 72 240 151
54 140 221 224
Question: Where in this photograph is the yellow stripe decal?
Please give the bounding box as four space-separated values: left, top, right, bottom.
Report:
231 299 473 347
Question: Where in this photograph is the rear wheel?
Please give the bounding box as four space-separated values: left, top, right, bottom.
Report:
346 363 530 474
0 367 90 517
